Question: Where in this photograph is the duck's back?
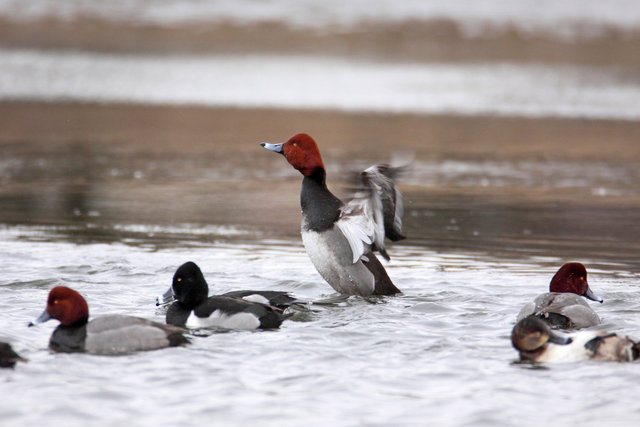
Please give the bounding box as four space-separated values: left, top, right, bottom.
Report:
585 333 639 361
518 292 600 329
221 290 300 310
85 314 187 355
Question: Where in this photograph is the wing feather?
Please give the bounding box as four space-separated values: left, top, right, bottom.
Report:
336 164 406 264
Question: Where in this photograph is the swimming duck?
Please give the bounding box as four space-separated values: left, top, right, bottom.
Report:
157 261 291 330
0 342 26 368
156 261 302 311
261 133 405 296
512 316 640 363
29 286 189 355
517 262 603 329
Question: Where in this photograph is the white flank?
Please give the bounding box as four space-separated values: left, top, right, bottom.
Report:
185 310 261 330
538 331 600 362
242 294 270 305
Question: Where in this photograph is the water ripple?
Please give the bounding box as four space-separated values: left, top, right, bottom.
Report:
1 227 640 425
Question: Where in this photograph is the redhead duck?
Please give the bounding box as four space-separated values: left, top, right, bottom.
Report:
517 263 603 329
29 286 189 355
0 342 26 368
261 133 405 296
512 316 640 363
157 262 291 330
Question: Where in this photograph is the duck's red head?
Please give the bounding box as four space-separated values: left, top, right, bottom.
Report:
29 286 89 327
549 262 603 303
261 133 325 177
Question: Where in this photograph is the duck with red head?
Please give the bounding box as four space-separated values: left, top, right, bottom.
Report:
261 133 405 296
29 286 188 355
517 263 603 330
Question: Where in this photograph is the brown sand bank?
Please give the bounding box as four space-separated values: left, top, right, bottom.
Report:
2 101 640 163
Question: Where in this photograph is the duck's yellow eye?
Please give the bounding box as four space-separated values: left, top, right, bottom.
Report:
580 276 585 281
176 277 182 282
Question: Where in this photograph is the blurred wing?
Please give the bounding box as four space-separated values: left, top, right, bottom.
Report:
336 201 376 264
336 164 406 264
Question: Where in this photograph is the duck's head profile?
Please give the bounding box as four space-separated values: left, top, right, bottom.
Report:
29 286 89 327
261 133 325 177
171 261 209 307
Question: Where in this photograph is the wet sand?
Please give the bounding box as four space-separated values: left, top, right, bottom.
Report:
3 101 640 162
1 101 640 268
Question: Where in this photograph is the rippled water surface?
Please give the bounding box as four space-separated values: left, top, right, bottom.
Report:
1 226 640 426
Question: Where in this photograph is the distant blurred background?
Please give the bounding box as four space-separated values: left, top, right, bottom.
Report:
1 0 639 263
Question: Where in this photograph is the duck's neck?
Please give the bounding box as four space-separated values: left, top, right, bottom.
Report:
300 169 343 232
166 302 192 327
50 323 87 353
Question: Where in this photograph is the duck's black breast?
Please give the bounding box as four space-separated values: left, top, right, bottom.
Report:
49 324 87 353
166 302 193 327
301 174 343 232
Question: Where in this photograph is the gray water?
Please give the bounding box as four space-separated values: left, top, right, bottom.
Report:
1 225 640 426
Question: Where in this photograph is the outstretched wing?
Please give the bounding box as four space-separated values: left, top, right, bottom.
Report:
335 164 406 264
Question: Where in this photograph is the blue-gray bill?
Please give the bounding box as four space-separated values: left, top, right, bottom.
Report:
28 308 52 327
585 287 603 303
260 142 284 154
156 287 175 306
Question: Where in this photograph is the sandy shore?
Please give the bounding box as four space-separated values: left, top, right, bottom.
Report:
2 101 640 163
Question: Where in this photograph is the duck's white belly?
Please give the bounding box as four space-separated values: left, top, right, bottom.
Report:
537 331 598 362
301 227 375 296
185 310 260 330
